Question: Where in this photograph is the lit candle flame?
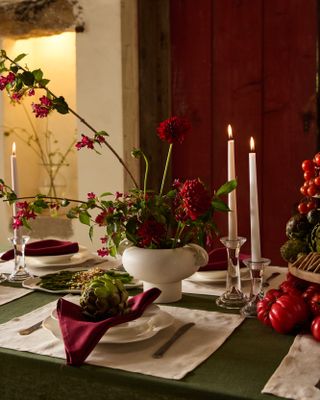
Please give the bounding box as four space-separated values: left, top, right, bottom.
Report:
250 136 255 152
227 124 233 139
12 142 16 156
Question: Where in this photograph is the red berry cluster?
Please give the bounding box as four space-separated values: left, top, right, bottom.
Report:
298 152 320 214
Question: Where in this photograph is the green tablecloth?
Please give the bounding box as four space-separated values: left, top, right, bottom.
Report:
0 285 291 400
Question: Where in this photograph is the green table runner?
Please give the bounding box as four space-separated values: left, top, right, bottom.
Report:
0 286 291 400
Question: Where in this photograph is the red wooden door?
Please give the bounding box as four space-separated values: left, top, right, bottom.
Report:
170 0 317 265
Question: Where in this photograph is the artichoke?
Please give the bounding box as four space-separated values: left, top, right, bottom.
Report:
285 214 312 239
309 223 320 252
280 239 309 263
80 275 129 320
307 209 320 226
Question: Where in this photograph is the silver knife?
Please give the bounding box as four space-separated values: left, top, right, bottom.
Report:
152 322 195 358
18 320 43 335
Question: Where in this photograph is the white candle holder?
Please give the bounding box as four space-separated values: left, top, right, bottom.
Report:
216 236 248 309
8 235 32 282
240 257 271 318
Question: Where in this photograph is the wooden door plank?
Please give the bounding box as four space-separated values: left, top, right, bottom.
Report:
211 0 263 252
263 0 317 264
138 0 171 191
170 0 213 187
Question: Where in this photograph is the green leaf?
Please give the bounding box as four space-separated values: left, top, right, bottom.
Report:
107 223 115 235
212 199 229 212
67 208 78 219
131 148 142 158
215 179 237 197
89 225 94 241
39 78 50 87
126 231 137 245
165 190 177 198
21 71 34 86
109 246 117 257
96 130 109 137
32 69 43 81
61 199 70 207
0 65 7 74
79 211 91 226
100 192 113 197
10 65 18 74
52 96 69 114
14 79 23 91
22 218 32 230
13 53 27 63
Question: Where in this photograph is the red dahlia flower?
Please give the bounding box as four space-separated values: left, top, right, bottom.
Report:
157 116 190 144
137 219 166 247
179 179 211 220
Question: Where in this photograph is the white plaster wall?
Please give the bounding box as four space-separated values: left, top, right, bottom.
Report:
0 0 131 252
75 0 125 251
1 33 77 199
0 38 9 248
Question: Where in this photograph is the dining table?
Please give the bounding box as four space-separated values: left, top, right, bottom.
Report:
0 261 301 400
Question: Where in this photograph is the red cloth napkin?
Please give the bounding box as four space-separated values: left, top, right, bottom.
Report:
198 247 250 271
0 239 79 261
57 287 161 366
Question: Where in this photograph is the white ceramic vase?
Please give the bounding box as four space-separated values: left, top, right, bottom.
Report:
122 244 209 303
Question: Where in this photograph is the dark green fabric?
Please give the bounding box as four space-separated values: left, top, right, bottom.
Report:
0 286 291 400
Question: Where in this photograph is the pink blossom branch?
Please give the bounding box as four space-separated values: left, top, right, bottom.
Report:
3 54 139 189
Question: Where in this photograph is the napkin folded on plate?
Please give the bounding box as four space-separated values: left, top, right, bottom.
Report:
1 239 79 261
198 247 250 271
57 287 161 366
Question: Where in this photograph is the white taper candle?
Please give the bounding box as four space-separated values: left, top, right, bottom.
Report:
249 137 261 261
227 125 238 240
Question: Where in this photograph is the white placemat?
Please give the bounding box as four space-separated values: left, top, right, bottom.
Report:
0 299 244 379
182 266 286 297
0 257 114 277
0 285 32 306
262 334 320 400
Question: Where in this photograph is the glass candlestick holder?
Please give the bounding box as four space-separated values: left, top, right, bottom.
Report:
8 235 32 282
240 257 271 318
0 271 7 283
216 236 248 309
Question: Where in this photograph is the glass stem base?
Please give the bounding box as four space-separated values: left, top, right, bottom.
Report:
216 236 248 310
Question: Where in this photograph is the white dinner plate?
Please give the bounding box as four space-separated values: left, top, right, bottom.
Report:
22 275 143 293
188 267 251 283
43 305 174 344
25 246 98 267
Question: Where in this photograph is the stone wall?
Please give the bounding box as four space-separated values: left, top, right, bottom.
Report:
0 0 84 38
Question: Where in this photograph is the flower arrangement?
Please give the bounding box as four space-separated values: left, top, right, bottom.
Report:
0 50 236 257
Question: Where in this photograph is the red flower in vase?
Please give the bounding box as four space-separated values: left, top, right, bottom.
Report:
179 179 211 220
137 219 166 247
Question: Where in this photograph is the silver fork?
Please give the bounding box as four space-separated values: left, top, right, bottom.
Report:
262 272 280 288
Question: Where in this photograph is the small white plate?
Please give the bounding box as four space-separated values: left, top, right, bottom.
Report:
43 305 173 344
26 252 78 265
22 275 142 293
189 268 251 283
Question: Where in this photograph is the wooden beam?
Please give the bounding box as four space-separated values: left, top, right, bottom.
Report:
138 0 171 192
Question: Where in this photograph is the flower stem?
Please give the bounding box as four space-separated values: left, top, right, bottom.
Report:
172 221 185 248
159 143 172 196
141 152 149 198
3 54 139 189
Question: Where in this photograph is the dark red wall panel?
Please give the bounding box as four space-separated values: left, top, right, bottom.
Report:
170 0 317 265
170 0 213 187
